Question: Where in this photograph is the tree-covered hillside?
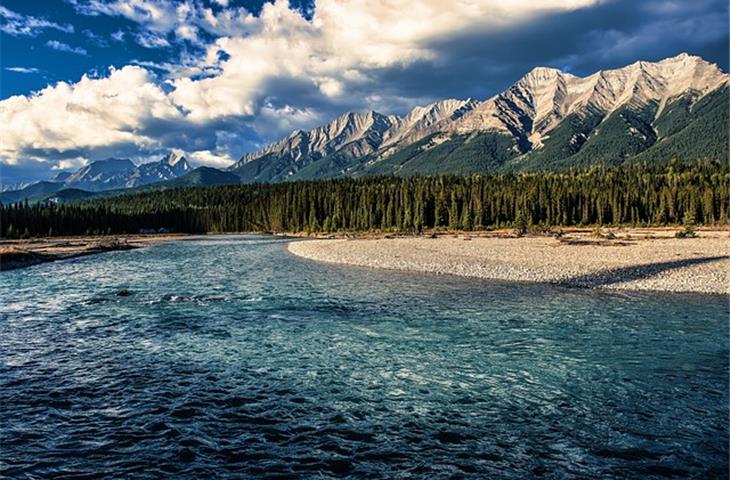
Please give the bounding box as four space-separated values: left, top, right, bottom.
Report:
495 86 727 172
505 109 605 171
361 132 522 176
632 86 729 164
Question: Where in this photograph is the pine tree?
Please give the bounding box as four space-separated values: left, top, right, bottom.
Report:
448 192 460 230
434 191 447 228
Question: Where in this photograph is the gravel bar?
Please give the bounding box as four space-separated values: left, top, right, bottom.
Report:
288 235 729 294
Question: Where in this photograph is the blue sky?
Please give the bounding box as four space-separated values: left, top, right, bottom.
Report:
1 1 313 98
1 0 728 184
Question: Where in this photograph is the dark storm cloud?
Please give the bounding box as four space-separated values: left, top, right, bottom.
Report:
369 0 728 104
138 115 262 157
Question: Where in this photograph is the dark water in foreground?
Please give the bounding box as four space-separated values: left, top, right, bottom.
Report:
1 236 728 479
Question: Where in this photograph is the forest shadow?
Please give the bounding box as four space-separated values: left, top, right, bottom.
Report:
558 255 728 288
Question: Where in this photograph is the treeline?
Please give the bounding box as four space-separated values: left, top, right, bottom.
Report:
2 161 727 238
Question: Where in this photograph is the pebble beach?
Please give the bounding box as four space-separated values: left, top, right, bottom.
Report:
288 231 730 294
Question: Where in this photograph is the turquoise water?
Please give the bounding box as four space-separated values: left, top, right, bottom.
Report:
1 235 728 479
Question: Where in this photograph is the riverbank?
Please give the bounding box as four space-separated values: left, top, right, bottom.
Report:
0 234 188 271
288 229 729 294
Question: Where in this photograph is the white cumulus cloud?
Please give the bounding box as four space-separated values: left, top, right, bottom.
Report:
0 66 181 165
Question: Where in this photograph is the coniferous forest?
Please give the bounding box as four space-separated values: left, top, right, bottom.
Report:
1 161 727 238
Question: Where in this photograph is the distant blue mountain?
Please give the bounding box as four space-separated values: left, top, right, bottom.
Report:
1 153 197 204
60 153 192 191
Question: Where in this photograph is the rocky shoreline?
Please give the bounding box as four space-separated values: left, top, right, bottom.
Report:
0 234 187 271
288 230 729 295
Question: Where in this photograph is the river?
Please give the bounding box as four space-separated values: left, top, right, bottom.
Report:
1 236 727 478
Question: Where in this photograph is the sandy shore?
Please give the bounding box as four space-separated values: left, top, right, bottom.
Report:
289 230 730 294
0 234 187 271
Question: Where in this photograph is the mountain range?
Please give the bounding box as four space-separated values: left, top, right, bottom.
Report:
230 53 728 181
2 53 727 204
1 153 193 203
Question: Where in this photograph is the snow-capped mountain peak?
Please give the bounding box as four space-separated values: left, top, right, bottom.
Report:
161 152 191 171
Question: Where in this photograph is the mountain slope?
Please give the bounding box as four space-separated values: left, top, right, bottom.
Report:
632 86 729 164
359 131 521 176
161 167 241 187
42 188 98 204
6 53 726 200
0 181 64 204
